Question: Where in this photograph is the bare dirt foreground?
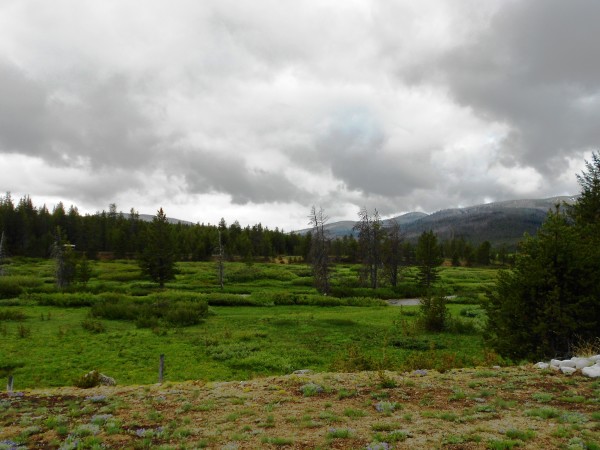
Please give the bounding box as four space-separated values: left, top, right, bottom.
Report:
1 366 599 449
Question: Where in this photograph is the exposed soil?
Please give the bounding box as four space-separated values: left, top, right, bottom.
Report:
1 366 599 449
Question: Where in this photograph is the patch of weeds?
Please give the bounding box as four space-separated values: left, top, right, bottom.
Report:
525 407 560 420
387 430 410 442
177 401 193 413
474 370 499 378
443 434 482 445
45 415 68 429
558 411 589 424
20 425 42 437
319 411 342 424
344 408 367 418
230 396 246 405
419 394 433 406
258 414 275 428
532 392 553 403
327 427 354 439
375 401 399 415
260 436 294 446
337 388 357 400
366 443 391 450
557 394 586 403
90 414 113 426
196 400 215 411
505 429 535 441
299 382 323 397
378 371 397 389
551 426 572 438
371 423 399 432
72 423 101 437
479 388 496 398
449 388 466 401
487 439 521 449
493 398 516 409
371 391 390 400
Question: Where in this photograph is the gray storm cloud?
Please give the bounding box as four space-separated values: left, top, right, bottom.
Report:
0 0 595 228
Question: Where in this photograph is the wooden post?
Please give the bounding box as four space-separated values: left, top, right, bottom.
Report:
7 375 13 394
158 354 165 384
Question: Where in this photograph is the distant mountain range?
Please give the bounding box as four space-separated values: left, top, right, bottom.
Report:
296 196 577 247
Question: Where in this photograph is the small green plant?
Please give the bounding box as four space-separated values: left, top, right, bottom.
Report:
261 436 294 446
81 318 106 333
327 427 354 439
525 408 560 420
73 370 101 388
343 408 367 418
505 429 535 441
487 439 520 449
299 382 323 397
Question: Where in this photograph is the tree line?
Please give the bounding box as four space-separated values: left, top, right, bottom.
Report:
0 193 506 268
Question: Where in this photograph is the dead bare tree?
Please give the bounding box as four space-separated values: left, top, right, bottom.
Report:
382 219 403 287
354 208 385 289
308 206 331 294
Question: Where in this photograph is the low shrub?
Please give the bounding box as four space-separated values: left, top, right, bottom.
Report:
74 370 102 388
0 278 23 299
30 292 98 307
92 295 208 327
0 309 27 321
81 318 106 333
210 293 265 306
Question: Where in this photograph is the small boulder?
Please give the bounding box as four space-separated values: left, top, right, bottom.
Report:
572 357 594 369
559 360 577 368
560 366 577 375
534 362 549 369
582 364 600 378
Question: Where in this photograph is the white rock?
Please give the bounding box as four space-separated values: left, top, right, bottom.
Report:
534 362 549 369
588 354 600 362
559 360 577 368
582 364 600 378
572 357 594 369
550 359 562 367
560 366 577 375
550 364 561 371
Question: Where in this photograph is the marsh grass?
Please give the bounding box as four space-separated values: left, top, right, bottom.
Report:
0 259 501 388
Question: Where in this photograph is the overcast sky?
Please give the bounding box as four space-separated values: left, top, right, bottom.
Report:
0 1 598 230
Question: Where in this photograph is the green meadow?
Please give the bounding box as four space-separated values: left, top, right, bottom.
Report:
0 258 501 389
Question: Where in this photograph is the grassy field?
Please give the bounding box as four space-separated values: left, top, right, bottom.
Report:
1 259 599 448
0 258 501 389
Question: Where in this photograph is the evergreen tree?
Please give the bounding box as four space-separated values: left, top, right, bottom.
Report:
52 227 77 288
486 152 600 359
139 208 176 288
415 230 443 292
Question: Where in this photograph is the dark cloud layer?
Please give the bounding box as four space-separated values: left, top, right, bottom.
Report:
0 1 596 228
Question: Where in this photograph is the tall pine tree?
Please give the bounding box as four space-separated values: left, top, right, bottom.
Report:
139 208 176 288
486 152 600 359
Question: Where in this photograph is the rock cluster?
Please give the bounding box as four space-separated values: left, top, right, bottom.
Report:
534 355 600 377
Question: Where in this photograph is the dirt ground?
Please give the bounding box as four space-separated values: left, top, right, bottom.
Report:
1 366 599 449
